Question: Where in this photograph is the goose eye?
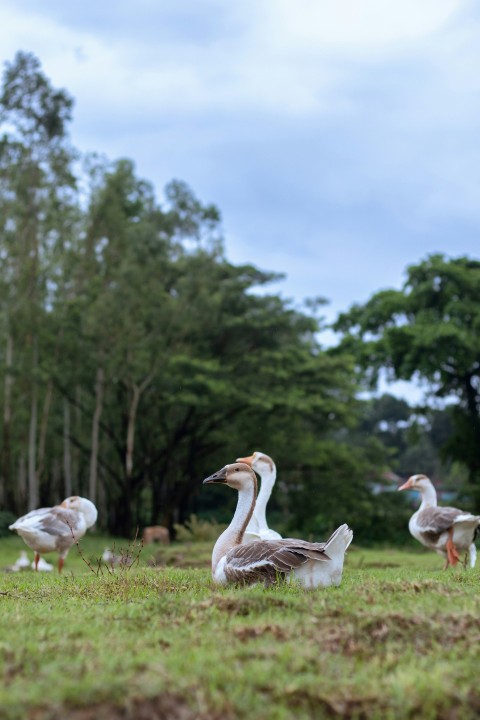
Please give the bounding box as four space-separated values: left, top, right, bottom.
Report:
235 467 239 472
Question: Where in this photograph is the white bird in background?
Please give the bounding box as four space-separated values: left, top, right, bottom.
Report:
236 451 282 543
31 557 53 572
399 474 480 568
204 462 353 588
13 550 30 570
9 496 98 573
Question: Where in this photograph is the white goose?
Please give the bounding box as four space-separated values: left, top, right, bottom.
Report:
399 474 480 568
203 462 353 588
236 452 282 543
9 496 98 573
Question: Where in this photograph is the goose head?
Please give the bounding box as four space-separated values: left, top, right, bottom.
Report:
203 463 257 492
236 452 275 476
398 474 433 493
60 496 98 527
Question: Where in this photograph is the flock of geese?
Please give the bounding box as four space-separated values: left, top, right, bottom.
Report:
6 451 480 586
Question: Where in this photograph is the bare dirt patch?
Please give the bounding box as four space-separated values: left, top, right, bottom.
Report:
233 623 289 641
28 692 231 720
195 594 289 616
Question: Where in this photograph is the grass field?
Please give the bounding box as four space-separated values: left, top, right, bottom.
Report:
0 534 479 720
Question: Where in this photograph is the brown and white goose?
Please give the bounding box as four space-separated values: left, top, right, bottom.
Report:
236 452 282 543
203 462 353 588
399 474 480 568
9 496 98 573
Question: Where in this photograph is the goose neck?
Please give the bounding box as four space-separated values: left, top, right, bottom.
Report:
212 481 256 572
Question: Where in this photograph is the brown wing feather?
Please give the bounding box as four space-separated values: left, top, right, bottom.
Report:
417 507 467 536
224 538 331 585
39 508 80 537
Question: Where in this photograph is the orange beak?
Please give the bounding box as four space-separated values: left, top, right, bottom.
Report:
398 478 414 491
236 454 254 466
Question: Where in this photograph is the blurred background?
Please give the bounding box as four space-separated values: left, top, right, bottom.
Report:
0 1 479 546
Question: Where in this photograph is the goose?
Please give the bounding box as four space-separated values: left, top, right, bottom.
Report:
3 550 31 573
9 496 98 573
203 462 353 588
236 452 282 543
31 557 53 572
14 550 31 570
399 474 480 568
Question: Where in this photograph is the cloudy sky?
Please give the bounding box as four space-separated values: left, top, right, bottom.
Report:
1 1 479 395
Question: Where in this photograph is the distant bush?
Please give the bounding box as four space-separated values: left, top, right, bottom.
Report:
174 514 227 542
0 511 16 538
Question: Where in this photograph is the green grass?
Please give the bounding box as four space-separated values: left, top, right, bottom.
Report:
1 535 479 719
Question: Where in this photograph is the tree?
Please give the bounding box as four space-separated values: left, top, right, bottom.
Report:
334 254 480 501
0 51 77 509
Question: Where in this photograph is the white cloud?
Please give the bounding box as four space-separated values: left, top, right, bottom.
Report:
1 0 480 331
0 0 470 120
260 0 464 52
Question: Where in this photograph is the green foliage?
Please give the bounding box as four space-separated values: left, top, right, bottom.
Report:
335 254 480 494
0 52 376 539
0 53 457 541
173 514 227 542
0 511 15 537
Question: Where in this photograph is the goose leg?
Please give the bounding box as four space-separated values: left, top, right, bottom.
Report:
58 557 65 574
469 543 477 569
446 528 459 567
34 552 40 571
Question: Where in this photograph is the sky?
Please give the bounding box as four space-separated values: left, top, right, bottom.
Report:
1 1 479 400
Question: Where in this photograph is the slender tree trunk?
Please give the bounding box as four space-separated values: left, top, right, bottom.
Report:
89 366 104 504
126 385 141 480
52 457 61 501
63 398 72 497
18 454 27 511
1 332 14 506
73 385 82 491
28 339 39 510
464 374 480 506
125 374 154 480
37 378 54 486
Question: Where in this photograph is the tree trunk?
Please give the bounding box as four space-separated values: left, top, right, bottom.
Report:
63 398 72 497
1 332 14 507
18 454 27 510
464 374 480 505
125 373 154 480
121 374 154 535
28 339 39 510
37 378 54 487
73 385 82 492
89 366 104 505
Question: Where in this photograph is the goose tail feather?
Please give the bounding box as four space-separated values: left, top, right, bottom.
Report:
323 523 353 561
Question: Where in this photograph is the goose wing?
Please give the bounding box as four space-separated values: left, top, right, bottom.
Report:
39 508 83 537
10 507 81 538
224 538 330 585
417 506 479 541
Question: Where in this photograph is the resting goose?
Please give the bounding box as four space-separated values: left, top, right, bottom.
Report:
236 452 282 543
204 462 353 588
14 550 30 570
399 474 480 568
9 496 98 573
31 557 53 572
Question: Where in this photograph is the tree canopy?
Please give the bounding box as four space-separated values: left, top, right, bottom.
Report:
0 51 400 538
335 254 480 497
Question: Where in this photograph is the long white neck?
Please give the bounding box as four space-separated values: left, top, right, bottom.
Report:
212 480 256 573
251 466 276 531
418 482 437 510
